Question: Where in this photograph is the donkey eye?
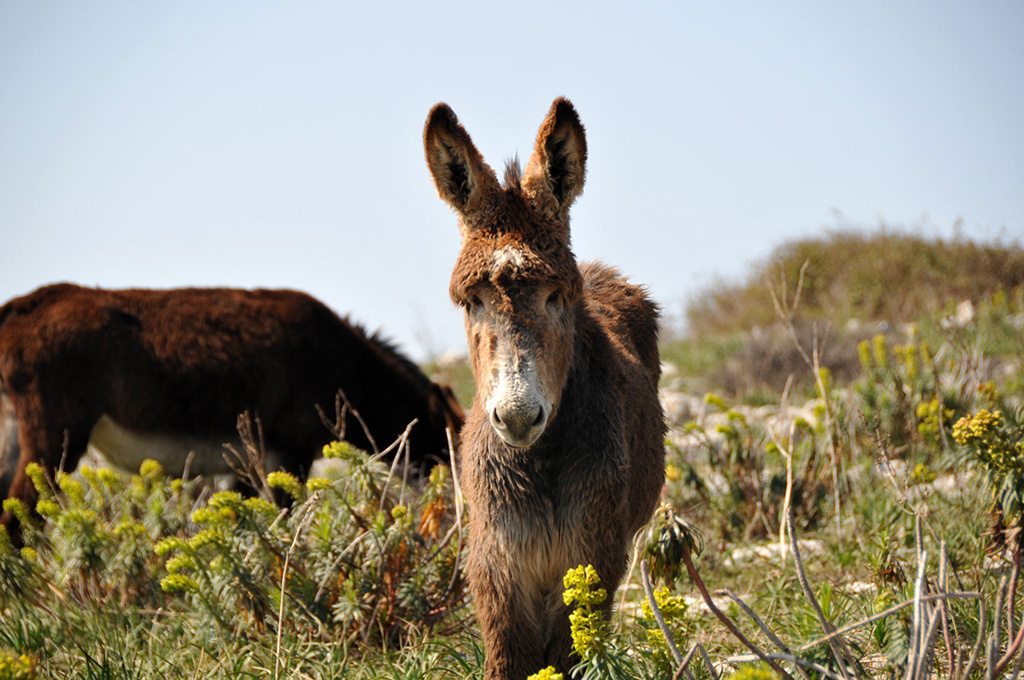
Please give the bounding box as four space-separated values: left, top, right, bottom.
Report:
548 288 565 311
467 295 484 311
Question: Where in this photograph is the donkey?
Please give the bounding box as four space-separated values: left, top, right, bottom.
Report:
424 98 666 678
0 283 464 539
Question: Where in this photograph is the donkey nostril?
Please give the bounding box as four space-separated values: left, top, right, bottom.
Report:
492 409 503 426
532 408 545 427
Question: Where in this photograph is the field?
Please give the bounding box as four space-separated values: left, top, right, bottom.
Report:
2 229 1024 679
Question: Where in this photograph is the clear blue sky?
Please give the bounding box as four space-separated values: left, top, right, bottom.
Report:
2 2 1022 359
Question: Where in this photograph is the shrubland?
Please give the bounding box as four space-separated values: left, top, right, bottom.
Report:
2 226 1023 679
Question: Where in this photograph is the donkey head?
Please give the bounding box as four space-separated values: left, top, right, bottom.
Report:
425 98 587 448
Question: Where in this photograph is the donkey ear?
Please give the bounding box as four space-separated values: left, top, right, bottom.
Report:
424 103 499 225
522 98 588 222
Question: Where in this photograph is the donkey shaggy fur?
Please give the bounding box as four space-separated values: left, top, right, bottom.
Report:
425 98 665 678
0 284 463 540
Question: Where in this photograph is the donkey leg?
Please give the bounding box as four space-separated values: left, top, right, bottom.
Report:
469 560 550 680
547 535 632 675
0 464 31 544
0 393 18 502
0 406 90 543
541 590 578 673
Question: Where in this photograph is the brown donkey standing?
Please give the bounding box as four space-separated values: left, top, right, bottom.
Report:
0 284 464 541
425 99 666 678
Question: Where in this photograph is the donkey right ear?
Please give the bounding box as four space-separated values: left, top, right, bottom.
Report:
424 104 499 223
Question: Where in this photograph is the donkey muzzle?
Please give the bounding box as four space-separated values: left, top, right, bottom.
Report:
490 398 549 448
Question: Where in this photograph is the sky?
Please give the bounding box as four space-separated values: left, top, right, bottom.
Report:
2 2 1022 361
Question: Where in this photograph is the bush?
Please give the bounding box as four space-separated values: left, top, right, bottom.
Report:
685 227 1024 337
0 439 468 676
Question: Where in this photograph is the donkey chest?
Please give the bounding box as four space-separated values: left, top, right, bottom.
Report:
476 461 593 582
492 496 578 592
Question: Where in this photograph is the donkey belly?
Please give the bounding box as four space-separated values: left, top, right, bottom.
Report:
87 414 281 477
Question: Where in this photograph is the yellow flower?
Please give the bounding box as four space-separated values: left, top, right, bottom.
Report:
188 528 223 550
35 499 62 519
724 667 778 680
704 393 727 410
25 463 50 497
306 477 333 493
871 334 889 370
641 587 691 652
113 521 147 539
97 468 121 487
562 565 609 660
166 553 195 574
56 508 98 534
2 499 31 528
323 440 366 461
0 652 37 680
208 490 243 509
267 471 302 500
160 573 199 594
428 464 450 487
154 536 187 557
562 564 606 606
857 339 872 371
191 506 235 526
952 409 1002 447
138 459 164 480
641 587 688 621
243 497 279 517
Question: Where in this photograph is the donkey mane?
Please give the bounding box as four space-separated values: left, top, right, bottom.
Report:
502 158 523 190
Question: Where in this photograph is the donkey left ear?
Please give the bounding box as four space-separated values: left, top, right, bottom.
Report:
522 98 588 222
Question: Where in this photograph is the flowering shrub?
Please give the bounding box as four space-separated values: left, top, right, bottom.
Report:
953 406 1024 549
562 565 609 662
0 438 466 665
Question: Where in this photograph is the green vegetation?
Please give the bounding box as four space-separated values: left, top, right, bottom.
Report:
0 443 470 678
685 227 1024 337
665 227 1024 399
2 227 1023 678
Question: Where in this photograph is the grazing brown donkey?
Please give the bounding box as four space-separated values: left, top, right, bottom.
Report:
425 98 666 678
0 283 463 539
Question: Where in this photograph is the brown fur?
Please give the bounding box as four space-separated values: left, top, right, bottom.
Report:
0 284 463 539
425 99 665 678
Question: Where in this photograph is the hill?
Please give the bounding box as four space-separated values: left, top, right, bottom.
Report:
665 227 1024 398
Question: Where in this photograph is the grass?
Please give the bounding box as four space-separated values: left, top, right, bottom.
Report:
3 226 1024 679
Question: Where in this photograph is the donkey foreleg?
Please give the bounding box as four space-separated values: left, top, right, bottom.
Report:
469 557 557 679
